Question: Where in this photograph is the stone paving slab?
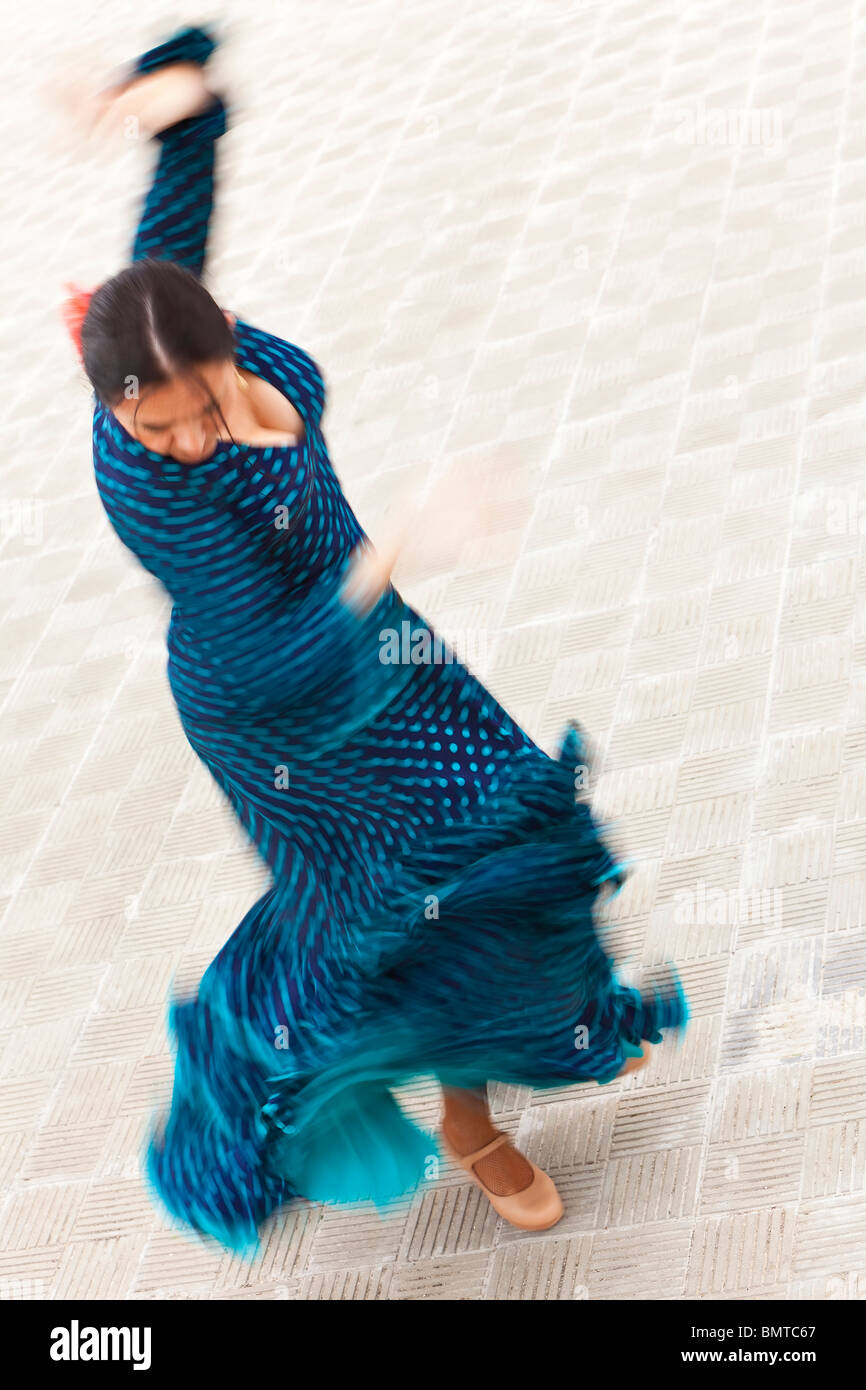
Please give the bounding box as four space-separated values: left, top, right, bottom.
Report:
0 0 864 1300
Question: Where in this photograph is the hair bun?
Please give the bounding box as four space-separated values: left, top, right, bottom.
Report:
61 281 96 364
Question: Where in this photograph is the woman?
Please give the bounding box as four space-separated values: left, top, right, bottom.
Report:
63 23 689 1256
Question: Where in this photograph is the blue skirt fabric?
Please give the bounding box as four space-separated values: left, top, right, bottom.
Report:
89 24 689 1257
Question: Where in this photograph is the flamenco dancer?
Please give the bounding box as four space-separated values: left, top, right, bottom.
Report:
61 24 689 1254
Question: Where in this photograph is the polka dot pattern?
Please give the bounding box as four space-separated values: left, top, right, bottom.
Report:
89 23 689 1255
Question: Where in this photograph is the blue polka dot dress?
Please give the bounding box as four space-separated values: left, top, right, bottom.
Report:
90 25 689 1255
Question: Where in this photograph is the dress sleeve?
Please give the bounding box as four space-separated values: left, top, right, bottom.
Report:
127 24 229 278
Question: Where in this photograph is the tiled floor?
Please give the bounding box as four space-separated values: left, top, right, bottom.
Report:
1 0 865 1300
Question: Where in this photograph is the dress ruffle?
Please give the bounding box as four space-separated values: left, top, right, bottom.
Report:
144 563 688 1256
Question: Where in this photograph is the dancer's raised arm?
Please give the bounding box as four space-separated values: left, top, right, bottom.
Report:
90 25 228 279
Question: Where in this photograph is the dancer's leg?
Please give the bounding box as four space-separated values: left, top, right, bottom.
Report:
441 1043 651 1196
440 1084 534 1196
618 1043 651 1076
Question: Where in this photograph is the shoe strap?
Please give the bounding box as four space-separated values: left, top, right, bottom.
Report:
453 1131 511 1166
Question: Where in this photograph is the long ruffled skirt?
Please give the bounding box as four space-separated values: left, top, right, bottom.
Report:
145 564 689 1255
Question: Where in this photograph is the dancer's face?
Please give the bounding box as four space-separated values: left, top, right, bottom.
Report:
112 358 237 464
111 307 239 464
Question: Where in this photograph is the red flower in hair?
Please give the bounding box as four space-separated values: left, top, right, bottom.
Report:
61 281 97 364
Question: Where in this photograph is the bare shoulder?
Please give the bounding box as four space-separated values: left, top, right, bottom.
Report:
239 370 305 439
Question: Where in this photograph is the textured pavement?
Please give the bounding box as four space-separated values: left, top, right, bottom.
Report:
1 0 865 1300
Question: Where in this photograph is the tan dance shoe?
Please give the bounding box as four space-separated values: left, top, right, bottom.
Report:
440 1127 564 1231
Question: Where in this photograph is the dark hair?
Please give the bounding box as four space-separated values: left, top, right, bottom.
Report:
80 257 234 411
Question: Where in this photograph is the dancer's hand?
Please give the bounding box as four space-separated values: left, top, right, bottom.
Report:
339 462 496 615
340 536 403 617
57 61 215 144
